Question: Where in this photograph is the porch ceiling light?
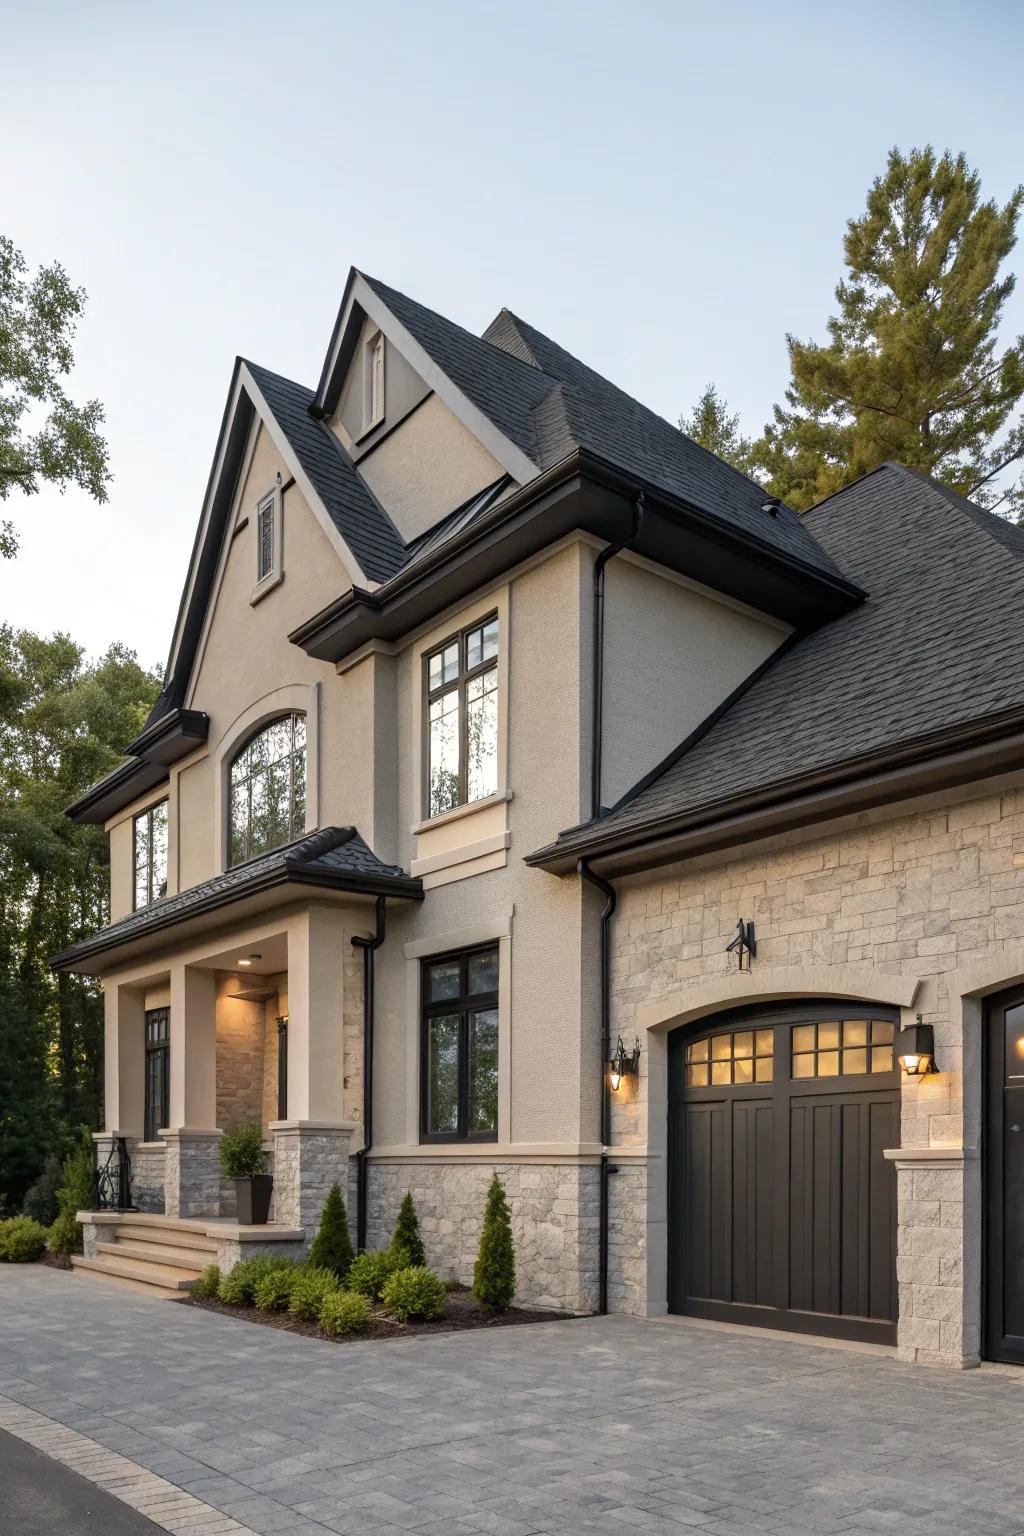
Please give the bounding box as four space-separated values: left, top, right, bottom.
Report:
896 1015 938 1077
237 952 262 968
609 1035 641 1092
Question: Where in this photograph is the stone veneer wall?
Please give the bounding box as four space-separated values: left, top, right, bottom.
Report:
130 1143 166 1214
366 1161 600 1314
607 785 1024 1365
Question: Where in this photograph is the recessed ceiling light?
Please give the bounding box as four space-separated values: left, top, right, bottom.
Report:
237 952 262 967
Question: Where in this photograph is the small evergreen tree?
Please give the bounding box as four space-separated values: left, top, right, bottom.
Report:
389 1191 425 1269
679 384 755 476
472 1175 516 1311
309 1183 353 1280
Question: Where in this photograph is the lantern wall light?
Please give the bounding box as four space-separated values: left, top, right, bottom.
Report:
895 1015 939 1077
609 1035 641 1091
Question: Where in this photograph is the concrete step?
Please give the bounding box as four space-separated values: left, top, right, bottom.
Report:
71 1253 197 1294
111 1219 217 1254
98 1240 209 1273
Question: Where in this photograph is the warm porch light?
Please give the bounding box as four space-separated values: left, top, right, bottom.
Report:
237 952 262 968
896 1015 938 1076
609 1035 641 1091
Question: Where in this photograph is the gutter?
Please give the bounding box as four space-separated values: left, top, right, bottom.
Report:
352 896 386 1252
578 860 617 1315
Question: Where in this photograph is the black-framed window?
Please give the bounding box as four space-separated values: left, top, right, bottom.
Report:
228 714 306 866
257 493 275 581
144 1007 169 1141
421 945 499 1142
133 799 169 910
425 615 498 819
277 1016 288 1120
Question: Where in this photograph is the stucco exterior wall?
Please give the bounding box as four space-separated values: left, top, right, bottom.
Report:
333 314 430 453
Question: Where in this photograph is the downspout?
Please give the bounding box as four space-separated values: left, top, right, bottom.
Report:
352 895 386 1252
591 490 644 818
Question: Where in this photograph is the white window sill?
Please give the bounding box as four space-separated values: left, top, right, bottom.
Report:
250 569 283 606
410 789 511 837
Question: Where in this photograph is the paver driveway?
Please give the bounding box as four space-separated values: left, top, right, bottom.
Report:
3 1266 1024 1536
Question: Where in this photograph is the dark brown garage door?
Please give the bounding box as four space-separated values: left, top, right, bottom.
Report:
668 1001 900 1345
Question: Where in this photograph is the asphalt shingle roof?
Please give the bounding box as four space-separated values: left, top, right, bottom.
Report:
543 464 1024 859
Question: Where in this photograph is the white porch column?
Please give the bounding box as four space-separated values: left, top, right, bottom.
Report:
164 964 220 1218
103 982 145 1137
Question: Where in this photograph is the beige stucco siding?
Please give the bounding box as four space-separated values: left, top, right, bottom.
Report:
601 556 790 808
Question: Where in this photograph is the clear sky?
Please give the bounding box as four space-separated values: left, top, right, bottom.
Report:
3 0 1022 668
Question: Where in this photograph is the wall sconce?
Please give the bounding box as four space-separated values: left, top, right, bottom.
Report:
726 919 756 971
609 1035 641 1091
896 1015 938 1077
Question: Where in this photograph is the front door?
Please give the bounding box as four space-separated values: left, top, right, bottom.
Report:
668 1001 900 1345
985 987 1024 1363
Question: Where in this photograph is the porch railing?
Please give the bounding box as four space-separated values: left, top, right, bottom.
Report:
91 1135 135 1211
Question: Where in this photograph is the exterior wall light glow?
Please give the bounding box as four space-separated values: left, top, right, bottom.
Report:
237 952 262 968
896 1015 938 1076
609 1035 641 1091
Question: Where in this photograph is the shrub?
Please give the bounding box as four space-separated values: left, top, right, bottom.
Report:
473 1175 516 1311
309 1183 354 1280
253 1264 299 1311
382 1265 446 1323
192 1264 221 1300
48 1130 95 1258
288 1265 339 1322
22 1156 63 1227
217 1254 290 1306
319 1288 373 1336
346 1249 398 1300
218 1122 265 1180
389 1191 425 1270
0 1216 49 1262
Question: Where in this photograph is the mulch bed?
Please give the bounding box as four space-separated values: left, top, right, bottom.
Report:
39 1250 72 1271
184 1285 573 1343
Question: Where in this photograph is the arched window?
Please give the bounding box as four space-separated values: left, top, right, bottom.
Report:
228 714 306 865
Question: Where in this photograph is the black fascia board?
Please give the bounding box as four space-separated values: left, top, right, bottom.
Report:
124 708 210 766
65 758 171 826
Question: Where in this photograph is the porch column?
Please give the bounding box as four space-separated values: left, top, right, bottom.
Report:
103 982 145 1138
271 908 354 1236
164 964 220 1218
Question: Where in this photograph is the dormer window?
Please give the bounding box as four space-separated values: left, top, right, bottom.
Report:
251 485 282 602
366 330 385 432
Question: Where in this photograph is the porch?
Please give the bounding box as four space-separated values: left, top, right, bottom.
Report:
73 1210 305 1297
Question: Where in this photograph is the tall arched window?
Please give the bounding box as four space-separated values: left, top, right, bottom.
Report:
228 714 306 865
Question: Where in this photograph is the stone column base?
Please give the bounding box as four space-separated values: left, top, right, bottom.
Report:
270 1120 355 1240
162 1128 222 1219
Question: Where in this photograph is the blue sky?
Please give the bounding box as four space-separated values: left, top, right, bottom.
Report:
3 0 1022 664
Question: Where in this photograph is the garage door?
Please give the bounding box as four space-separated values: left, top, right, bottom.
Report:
668 1002 900 1344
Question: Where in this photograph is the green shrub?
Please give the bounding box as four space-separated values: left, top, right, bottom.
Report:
22 1156 63 1227
0 1216 49 1262
217 1254 290 1306
253 1264 299 1311
308 1183 354 1280
472 1174 516 1311
288 1265 339 1322
192 1263 221 1300
389 1191 425 1269
381 1265 446 1323
218 1122 265 1180
48 1131 95 1258
318 1288 373 1336
346 1249 398 1300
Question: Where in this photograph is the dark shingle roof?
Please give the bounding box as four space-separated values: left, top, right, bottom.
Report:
541 464 1024 860
51 827 420 971
245 361 408 584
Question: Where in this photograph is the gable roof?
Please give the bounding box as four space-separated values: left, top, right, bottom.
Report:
533 464 1024 870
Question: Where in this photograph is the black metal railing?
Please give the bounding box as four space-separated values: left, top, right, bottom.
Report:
92 1135 135 1211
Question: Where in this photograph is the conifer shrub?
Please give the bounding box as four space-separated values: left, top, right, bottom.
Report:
389 1191 425 1269
217 1254 290 1306
346 1249 399 1300
319 1288 373 1336
288 1265 339 1322
308 1183 354 1280
253 1263 299 1312
0 1216 48 1262
381 1265 446 1323
192 1263 221 1300
22 1156 63 1227
472 1175 516 1310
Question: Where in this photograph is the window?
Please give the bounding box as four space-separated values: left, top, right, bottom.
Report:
256 493 276 582
133 799 168 910
421 945 499 1141
425 615 499 818
228 714 306 866
687 1029 774 1087
790 1018 894 1078
144 1008 169 1141
366 330 385 430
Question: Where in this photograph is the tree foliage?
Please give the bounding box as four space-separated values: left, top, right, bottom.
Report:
0 235 112 558
389 1190 426 1269
0 627 160 1212
679 384 754 476
309 1182 354 1280
751 147 1024 512
472 1174 516 1310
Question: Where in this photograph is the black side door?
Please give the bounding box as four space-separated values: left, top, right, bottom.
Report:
985 987 1024 1363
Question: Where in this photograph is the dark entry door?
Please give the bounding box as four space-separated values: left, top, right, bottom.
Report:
985 988 1024 1364
668 1002 900 1345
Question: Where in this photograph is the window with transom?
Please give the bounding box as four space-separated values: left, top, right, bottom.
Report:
228 714 306 865
425 615 499 819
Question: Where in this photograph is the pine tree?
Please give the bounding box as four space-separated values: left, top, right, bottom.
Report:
751 147 1024 513
309 1183 354 1280
472 1175 516 1311
679 384 755 476
389 1191 425 1269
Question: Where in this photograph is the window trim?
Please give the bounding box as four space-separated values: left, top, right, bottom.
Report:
250 483 283 604
419 942 499 1144
227 712 307 868
422 611 499 821
364 329 385 434
132 798 169 912
144 1007 170 1142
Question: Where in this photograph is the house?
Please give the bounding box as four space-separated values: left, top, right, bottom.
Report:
53 268 1024 1369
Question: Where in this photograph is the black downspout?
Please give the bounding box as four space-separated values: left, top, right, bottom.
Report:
578 860 616 1314
352 895 386 1252
591 490 644 819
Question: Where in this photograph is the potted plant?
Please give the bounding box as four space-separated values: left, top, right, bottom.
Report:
219 1122 272 1225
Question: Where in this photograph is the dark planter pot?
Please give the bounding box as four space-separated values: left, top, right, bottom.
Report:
234 1175 273 1225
